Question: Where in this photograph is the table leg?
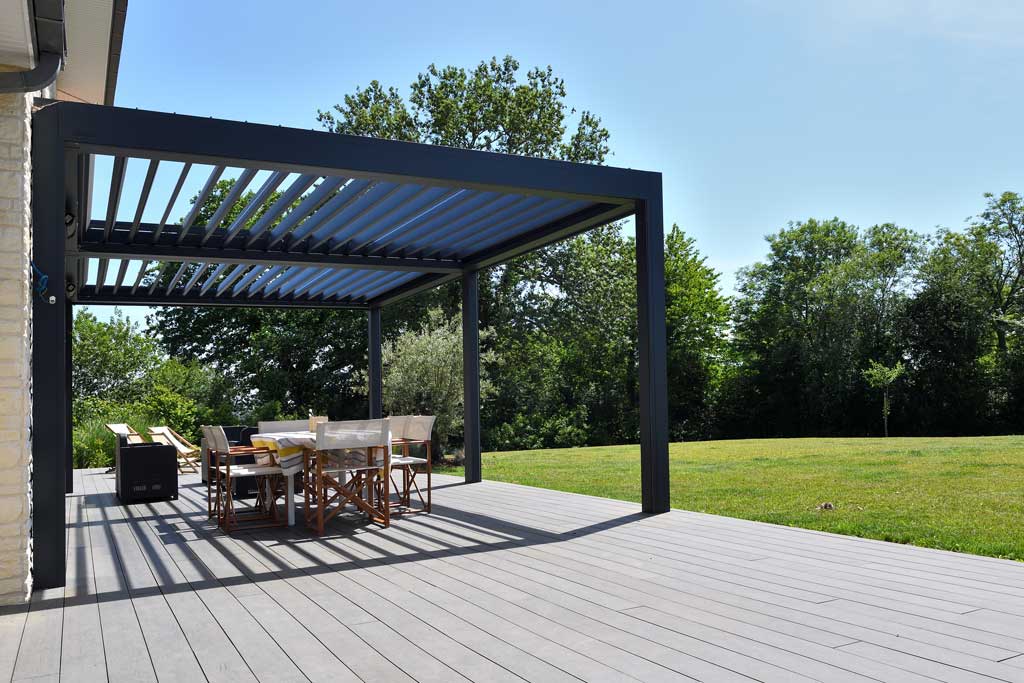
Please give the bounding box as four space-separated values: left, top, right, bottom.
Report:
286 472 296 526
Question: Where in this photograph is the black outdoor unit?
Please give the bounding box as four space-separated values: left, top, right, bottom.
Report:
115 437 178 504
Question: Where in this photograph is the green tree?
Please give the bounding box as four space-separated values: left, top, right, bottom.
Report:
969 191 1024 356
382 308 493 451
729 218 861 435
73 309 162 402
664 225 730 439
726 218 921 436
862 360 905 437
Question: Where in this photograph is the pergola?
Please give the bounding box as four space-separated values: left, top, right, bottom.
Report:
31 101 669 588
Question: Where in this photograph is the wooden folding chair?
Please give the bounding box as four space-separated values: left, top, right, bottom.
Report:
389 415 435 514
148 426 200 474
104 423 147 444
202 425 282 531
303 419 391 535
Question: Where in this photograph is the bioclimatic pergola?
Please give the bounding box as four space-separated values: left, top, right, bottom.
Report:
30 101 669 588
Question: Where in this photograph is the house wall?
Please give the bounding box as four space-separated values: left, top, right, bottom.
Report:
0 67 34 604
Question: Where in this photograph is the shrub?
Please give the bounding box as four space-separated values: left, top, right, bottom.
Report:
71 404 156 469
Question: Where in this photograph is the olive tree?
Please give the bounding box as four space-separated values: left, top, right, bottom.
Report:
382 308 494 453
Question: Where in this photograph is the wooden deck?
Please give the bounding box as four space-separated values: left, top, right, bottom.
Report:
2 469 1024 682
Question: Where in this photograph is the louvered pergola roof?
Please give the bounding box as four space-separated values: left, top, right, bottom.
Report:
53 101 656 309
30 101 670 590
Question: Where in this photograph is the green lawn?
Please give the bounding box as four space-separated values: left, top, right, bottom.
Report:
438 436 1024 561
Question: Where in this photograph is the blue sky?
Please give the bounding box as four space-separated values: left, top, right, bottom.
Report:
84 0 1024 324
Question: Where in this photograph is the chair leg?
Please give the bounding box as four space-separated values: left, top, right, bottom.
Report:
316 454 325 535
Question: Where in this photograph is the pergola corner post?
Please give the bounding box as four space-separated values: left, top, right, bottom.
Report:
636 185 670 513
31 104 68 588
65 300 73 494
462 270 481 483
368 305 383 419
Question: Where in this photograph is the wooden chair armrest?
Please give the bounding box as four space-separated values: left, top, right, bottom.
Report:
210 448 270 462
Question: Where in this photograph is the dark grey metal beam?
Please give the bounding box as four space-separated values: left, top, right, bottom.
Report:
64 300 72 494
636 189 670 514
55 102 653 204
368 306 382 419
31 104 67 588
79 236 462 273
77 287 369 309
462 270 481 484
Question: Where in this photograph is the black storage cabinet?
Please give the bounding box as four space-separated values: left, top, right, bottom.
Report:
115 437 178 504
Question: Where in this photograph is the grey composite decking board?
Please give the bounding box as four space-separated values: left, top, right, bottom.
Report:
370 497 937 683
0 603 28 682
182 475 1024 683
7 470 1024 682
436 481 1024 651
101 497 261 683
428 481 1024 679
137 485 454 683
437 485 979 620
169 485 712 683
190 485 921 683
167 486 654 683
439 479 1023 616
58 472 106 682
83 472 206 682
80 472 158 683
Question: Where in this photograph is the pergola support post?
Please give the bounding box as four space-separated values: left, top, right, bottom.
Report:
636 190 670 513
462 270 481 483
31 105 68 587
368 306 382 419
65 301 73 493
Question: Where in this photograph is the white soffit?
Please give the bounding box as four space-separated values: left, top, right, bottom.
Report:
0 1 35 69
57 0 113 104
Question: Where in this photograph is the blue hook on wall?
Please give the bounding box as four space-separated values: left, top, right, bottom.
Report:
30 261 49 301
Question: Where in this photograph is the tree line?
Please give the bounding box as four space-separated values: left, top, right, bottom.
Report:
72 57 1024 463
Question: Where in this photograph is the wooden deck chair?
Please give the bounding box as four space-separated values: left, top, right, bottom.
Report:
389 415 435 514
148 426 200 474
203 425 282 531
104 423 147 444
304 419 391 534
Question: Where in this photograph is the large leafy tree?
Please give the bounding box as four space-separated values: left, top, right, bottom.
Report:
74 310 162 402
664 225 731 439
726 219 922 436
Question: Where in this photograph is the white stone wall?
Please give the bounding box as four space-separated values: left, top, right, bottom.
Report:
0 72 33 605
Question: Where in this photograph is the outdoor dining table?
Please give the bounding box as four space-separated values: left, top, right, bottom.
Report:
249 428 387 526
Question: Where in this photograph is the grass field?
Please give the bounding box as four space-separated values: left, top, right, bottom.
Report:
438 436 1024 561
